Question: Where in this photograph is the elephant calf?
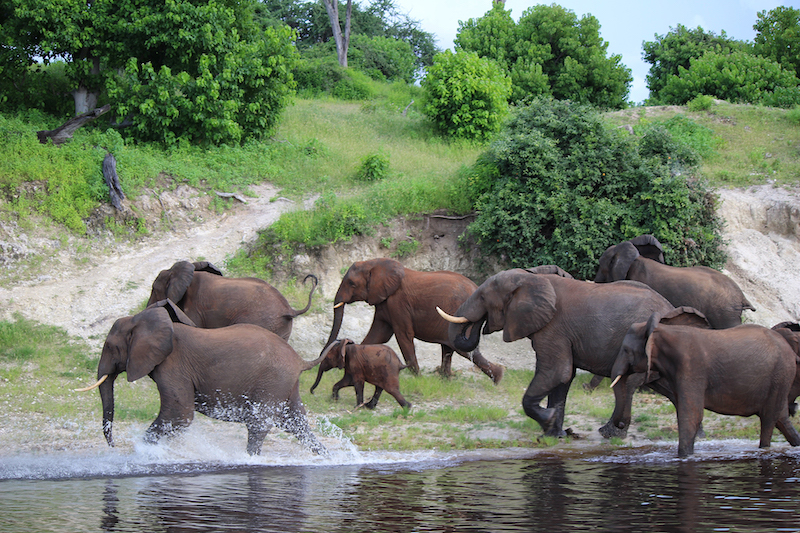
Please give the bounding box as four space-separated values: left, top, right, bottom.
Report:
311 338 411 409
77 299 328 456
611 308 800 457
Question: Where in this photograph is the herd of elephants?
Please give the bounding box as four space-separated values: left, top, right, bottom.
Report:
75 234 800 458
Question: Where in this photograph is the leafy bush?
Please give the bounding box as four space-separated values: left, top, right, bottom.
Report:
660 50 800 107
421 50 511 141
348 34 417 83
687 94 715 112
355 152 390 182
464 98 725 278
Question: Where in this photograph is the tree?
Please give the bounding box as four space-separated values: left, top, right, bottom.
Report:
421 50 511 141
643 24 745 104
455 2 631 108
321 0 353 67
754 6 800 75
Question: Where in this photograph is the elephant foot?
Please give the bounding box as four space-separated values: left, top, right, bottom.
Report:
599 420 628 439
582 374 605 391
434 365 453 379
364 399 378 409
486 364 505 385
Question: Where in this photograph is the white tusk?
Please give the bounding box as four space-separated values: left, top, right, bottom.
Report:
436 306 469 324
333 302 344 309
609 375 622 388
74 374 108 392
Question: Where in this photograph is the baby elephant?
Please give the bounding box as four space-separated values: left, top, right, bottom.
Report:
611 307 800 457
311 338 411 409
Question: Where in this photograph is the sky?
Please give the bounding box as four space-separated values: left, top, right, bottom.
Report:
391 0 798 104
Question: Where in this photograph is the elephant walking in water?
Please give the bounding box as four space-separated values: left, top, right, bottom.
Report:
323 258 504 383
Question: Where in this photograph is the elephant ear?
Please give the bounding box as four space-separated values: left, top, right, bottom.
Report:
610 241 639 280
629 234 665 264
149 298 198 327
366 259 405 305
164 261 196 303
659 306 711 328
193 261 223 276
772 321 800 332
643 312 663 378
503 274 557 342
126 307 174 382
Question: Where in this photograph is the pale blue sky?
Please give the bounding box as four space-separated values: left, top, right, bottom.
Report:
393 0 798 103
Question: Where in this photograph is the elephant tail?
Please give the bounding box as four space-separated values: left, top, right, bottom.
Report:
290 274 319 317
300 339 338 373
742 295 756 312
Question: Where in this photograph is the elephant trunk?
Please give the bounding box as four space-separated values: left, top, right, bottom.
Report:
323 300 346 355
99 372 118 447
452 317 486 353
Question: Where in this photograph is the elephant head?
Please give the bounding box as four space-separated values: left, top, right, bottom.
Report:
610 306 710 387
772 321 800 416
146 260 223 307
76 299 192 447
594 235 665 283
309 338 353 394
323 259 404 351
438 269 558 353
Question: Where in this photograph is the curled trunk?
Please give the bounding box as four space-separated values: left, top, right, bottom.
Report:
452 318 486 353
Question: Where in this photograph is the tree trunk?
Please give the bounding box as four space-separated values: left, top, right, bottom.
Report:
322 0 352 68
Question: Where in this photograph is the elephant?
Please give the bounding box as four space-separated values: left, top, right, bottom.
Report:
310 338 410 409
146 260 317 341
772 321 800 417
323 258 504 383
437 269 676 438
610 308 800 457
76 299 328 456
594 235 755 329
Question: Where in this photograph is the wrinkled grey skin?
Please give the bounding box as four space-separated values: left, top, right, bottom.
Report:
444 269 675 439
311 338 410 409
323 258 504 383
94 299 327 456
612 309 800 457
147 261 317 340
594 236 755 329
771 321 800 417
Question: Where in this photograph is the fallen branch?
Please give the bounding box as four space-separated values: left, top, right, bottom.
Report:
37 104 111 145
215 191 248 204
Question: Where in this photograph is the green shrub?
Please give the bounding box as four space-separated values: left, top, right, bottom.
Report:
355 152 390 182
464 98 725 278
687 94 715 112
421 50 511 140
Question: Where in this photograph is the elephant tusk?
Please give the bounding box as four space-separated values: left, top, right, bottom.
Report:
333 302 344 309
436 306 468 324
609 375 622 388
74 374 108 392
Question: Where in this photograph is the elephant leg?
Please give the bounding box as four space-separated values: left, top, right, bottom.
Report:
245 421 273 456
583 374 605 391
599 372 648 439
463 347 505 384
365 387 383 409
676 391 704 457
279 396 328 456
332 374 354 401
776 416 800 446
521 356 574 437
146 381 194 444
543 379 573 437
354 380 366 407
392 330 420 375
437 346 454 378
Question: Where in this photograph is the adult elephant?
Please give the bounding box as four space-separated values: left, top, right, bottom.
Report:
437 269 675 438
594 235 755 329
147 260 317 340
610 309 800 457
75 299 327 456
322 258 504 383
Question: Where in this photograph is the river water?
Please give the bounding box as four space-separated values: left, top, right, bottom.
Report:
2 423 800 533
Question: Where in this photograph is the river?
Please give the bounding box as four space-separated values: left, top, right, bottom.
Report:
2 424 799 533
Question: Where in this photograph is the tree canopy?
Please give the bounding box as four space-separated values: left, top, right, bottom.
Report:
754 6 800 75
455 2 631 109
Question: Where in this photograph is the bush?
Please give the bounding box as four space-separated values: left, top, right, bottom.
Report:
464 98 725 278
293 57 375 100
355 152 390 182
687 94 715 112
421 50 511 141
660 50 800 107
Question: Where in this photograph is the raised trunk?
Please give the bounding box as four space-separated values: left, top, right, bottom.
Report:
452 318 485 353
99 373 118 447
323 298 346 355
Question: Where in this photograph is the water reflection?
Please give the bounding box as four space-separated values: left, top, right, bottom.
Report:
1 448 799 533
